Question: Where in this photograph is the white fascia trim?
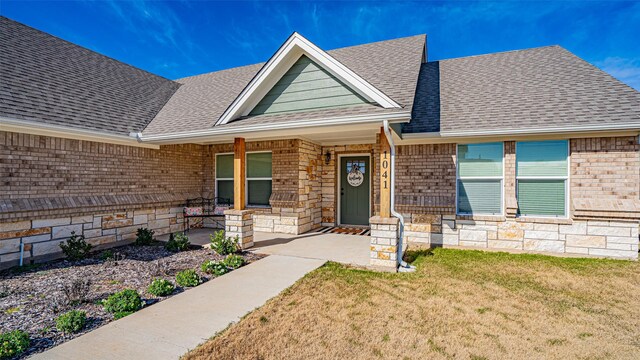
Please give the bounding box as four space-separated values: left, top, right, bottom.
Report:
402 123 640 139
0 116 160 149
141 111 411 142
215 32 401 126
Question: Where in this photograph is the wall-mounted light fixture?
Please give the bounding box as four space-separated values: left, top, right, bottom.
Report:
324 151 331 165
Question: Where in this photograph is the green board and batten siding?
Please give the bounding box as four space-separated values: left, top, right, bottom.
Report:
249 55 370 116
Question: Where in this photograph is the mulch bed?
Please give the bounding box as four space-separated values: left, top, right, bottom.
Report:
0 242 264 359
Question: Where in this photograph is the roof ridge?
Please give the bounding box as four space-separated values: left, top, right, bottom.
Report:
175 34 427 82
433 45 562 63
0 16 177 84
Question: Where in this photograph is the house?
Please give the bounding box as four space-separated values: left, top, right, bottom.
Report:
1 16 639 271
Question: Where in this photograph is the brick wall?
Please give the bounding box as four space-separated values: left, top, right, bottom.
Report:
570 136 640 220
391 136 640 260
1 131 204 221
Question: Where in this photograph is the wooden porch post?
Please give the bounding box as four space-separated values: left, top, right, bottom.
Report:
233 137 246 210
379 127 391 217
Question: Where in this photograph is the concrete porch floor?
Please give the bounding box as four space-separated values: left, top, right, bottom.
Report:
160 227 370 267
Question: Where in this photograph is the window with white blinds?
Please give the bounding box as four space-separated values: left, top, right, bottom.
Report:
516 140 568 217
457 143 503 215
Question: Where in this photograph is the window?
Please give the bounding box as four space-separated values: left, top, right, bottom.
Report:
215 154 234 205
457 143 503 215
247 152 272 206
516 140 568 217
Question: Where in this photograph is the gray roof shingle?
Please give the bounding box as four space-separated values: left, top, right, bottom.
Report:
405 46 640 135
0 16 180 136
144 35 426 135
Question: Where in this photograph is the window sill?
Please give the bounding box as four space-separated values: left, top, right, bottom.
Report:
456 214 506 222
516 216 572 225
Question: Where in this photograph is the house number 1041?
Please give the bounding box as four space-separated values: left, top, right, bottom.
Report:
382 150 389 189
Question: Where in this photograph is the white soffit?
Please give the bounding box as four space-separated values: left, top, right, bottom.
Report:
215 32 401 126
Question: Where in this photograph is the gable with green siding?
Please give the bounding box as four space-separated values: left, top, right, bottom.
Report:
249 55 370 116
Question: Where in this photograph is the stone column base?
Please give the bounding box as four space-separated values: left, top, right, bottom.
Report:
369 216 399 272
224 209 255 249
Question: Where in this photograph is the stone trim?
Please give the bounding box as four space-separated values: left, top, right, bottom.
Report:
0 207 184 269
369 216 399 271
224 209 254 249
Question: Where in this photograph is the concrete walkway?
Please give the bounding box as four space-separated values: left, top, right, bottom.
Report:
32 255 325 360
162 228 370 267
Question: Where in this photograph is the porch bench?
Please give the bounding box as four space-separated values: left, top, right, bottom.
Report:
183 197 231 233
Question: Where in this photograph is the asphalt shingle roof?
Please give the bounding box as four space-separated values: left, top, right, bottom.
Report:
144 35 426 135
405 46 640 134
0 16 180 136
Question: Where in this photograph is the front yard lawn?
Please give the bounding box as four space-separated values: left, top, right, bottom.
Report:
185 248 640 360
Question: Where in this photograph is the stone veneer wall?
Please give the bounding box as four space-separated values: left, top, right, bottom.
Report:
0 207 184 268
388 136 640 260
206 139 323 235
0 131 203 267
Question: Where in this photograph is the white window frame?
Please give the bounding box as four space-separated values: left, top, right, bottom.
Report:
515 140 570 218
215 152 234 205
455 142 505 216
245 150 273 208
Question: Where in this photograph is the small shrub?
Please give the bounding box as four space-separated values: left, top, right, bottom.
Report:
200 260 228 276
99 250 114 260
147 279 175 297
222 254 245 269
102 289 143 315
55 310 86 334
0 330 30 359
135 228 155 246
175 269 202 287
59 232 92 261
114 311 134 319
209 231 238 255
60 278 92 306
165 233 190 252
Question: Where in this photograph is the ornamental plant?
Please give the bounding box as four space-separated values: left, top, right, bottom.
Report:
175 269 202 287
135 228 155 246
0 330 30 359
222 254 245 269
165 233 191 252
55 310 86 334
147 279 175 297
201 260 228 276
209 231 238 255
102 289 143 319
59 231 92 261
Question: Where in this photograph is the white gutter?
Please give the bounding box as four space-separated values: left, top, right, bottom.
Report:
383 120 415 272
402 122 640 139
140 111 411 142
0 116 160 149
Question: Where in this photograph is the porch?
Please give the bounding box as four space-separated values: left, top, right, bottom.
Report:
164 228 370 267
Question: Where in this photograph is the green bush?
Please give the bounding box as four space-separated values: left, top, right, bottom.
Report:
200 260 228 276
147 279 175 297
99 250 114 261
209 231 238 255
55 310 86 334
114 311 134 320
102 289 143 315
165 233 190 252
223 254 245 269
59 232 92 261
175 269 201 287
135 228 155 246
0 330 30 359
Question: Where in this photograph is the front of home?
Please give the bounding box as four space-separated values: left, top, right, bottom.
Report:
1 16 639 270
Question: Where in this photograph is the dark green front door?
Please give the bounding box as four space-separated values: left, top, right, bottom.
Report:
340 156 370 225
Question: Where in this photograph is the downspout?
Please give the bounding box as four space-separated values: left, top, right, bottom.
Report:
383 121 416 272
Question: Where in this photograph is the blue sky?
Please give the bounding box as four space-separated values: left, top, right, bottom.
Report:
2 1 639 89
